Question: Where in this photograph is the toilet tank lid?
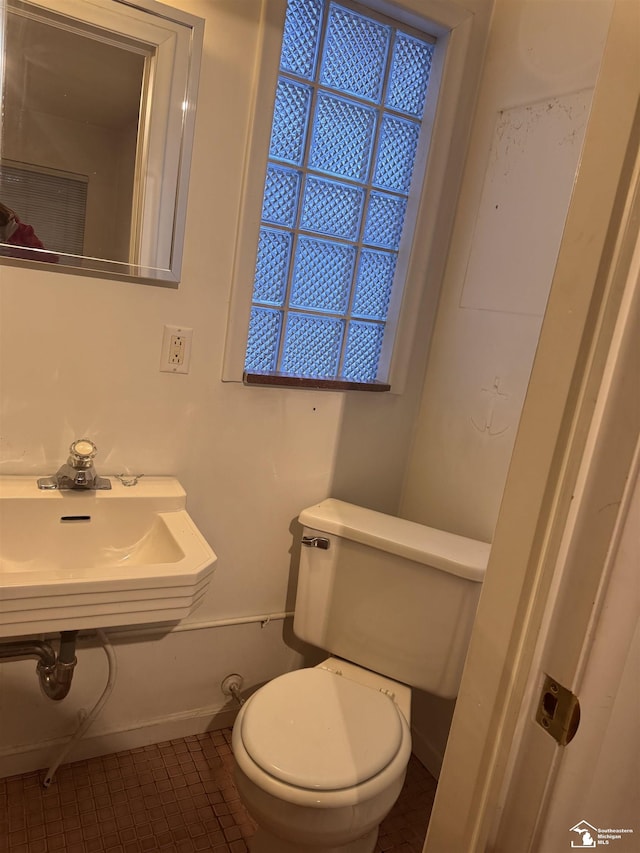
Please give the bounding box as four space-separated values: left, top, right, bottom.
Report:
299 499 489 582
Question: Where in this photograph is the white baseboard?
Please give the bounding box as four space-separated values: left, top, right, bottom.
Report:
411 723 444 781
0 703 239 780
4 701 446 783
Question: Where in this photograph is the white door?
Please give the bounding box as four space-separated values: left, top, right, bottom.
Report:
491 184 640 851
423 2 640 850
533 458 640 851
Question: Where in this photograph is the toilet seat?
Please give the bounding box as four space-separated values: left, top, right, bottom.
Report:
240 668 404 791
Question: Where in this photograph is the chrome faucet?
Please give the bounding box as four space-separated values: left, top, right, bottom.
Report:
37 439 112 490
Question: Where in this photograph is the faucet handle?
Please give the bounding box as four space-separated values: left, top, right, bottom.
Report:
69 438 97 468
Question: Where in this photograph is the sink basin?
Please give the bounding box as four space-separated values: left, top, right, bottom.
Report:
0 476 217 637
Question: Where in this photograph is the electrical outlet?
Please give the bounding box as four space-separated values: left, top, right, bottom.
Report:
169 334 185 365
160 325 193 374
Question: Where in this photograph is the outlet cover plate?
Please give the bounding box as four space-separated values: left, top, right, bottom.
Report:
160 325 193 374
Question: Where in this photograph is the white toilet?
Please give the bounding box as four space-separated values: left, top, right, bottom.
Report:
232 499 490 853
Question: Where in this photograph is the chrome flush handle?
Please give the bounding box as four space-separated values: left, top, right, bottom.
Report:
301 536 330 550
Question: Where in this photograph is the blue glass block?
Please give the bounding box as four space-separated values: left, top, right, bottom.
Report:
309 92 376 182
281 0 323 80
253 228 292 305
300 176 364 240
342 321 385 382
320 4 390 103
290 235 355 313
281 312 344 377
270 78 312 165
386 32 433 119
373 115 421 194
363 192 407 250
245 307 282 372
262 165 301 227
353 249 397 319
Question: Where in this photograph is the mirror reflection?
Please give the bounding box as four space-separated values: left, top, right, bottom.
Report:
0 0 203 283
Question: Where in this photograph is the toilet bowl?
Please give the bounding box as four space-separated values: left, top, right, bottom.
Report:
232 658 412 853
231 499 489 852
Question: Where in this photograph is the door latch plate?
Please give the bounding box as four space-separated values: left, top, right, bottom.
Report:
536 674 580 745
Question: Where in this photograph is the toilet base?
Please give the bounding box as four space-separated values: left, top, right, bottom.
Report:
249 826 378 853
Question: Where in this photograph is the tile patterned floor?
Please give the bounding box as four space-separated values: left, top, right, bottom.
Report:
0 728 436 853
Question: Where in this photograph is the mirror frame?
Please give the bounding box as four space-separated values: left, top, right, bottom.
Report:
0 0 204 285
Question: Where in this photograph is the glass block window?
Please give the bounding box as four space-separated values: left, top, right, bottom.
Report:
245 0 435 383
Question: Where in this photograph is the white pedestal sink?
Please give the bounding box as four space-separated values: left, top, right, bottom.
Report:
0 476 217 637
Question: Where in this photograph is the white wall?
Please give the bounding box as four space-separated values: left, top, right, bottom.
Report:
401 0 614 544
401 0 614 777
0 0 423 776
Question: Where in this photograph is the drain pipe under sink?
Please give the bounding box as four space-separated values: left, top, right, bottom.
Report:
43 629 118 787
0 631 78 700
0 630 118 787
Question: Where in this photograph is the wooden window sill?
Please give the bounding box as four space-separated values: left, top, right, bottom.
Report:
244 371 391 392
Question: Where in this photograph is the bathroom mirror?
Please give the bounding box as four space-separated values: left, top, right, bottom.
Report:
0 0 203 284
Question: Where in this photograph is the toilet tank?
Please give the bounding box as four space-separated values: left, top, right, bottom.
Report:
295 499 490 699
